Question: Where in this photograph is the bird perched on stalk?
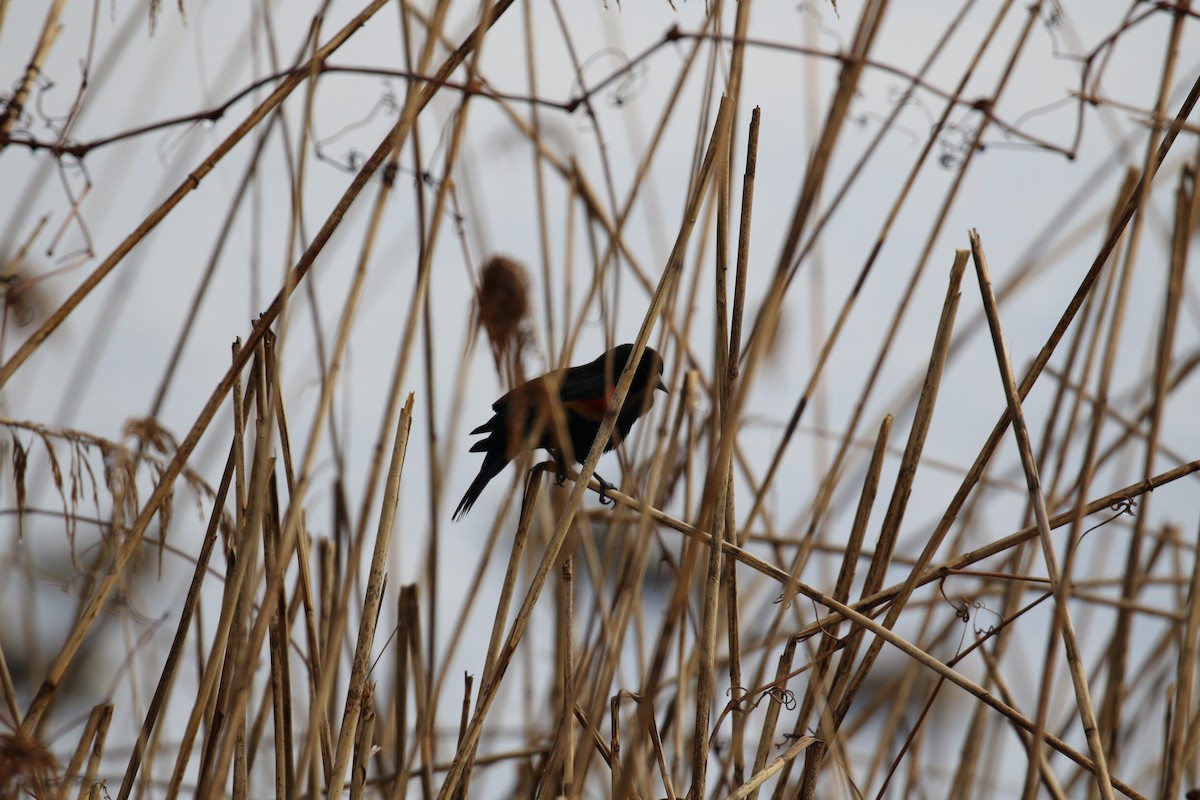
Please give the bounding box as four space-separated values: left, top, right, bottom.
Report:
453 343 668 520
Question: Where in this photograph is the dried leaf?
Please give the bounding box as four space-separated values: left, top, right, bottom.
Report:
37 432 79 561
10 435 26 541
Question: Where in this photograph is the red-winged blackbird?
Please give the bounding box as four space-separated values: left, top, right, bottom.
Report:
453 343 668 520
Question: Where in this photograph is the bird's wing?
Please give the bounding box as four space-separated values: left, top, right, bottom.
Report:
556 362 611 402
491 368 563 410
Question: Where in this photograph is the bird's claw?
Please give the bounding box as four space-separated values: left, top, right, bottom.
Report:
597 476 615 506
554 463 568 486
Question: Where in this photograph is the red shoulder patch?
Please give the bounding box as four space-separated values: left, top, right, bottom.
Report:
563 386 615 421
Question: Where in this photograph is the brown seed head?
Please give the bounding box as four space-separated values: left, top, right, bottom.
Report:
477 255 530 357
0 730 60 796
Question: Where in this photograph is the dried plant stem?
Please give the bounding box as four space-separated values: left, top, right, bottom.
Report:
1096 5 1191 766
0 0 67 142
0 0 394 388
797 414 892 798
740 0 988 537
439 94 730 800
559 557 576 796
59 703 109 800
1160 162 1200 800
689 87 737 800
0 637 19 729
3 5 1198 799
15 0 514 734
327 395 414 797
452 466 540 791
970 229 1114 798
726 736 816 800
350 699 376 800
1164 518 1200 797
828 248 966 730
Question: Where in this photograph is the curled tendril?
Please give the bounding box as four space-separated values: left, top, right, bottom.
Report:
937 574 1000 633
938 572 971 620
1079 496 1137 544
974 616 998 637
766 687 797 712
960 600 1002 636
809 595 840 640
1112 497 1136 516
752 686 796 712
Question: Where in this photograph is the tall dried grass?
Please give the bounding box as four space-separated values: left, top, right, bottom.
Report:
0 1 1198 798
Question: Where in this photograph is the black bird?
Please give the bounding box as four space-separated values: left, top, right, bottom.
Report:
453 343 668 520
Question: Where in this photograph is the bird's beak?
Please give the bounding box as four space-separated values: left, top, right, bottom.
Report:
656 376 670 394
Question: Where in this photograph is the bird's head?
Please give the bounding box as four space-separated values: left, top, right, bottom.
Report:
606 343 669 395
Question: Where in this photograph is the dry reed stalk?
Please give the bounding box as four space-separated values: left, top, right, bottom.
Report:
797 414 891 799
970 229 1114 797
263 477 296 798
389 586 414 798
559 557 577 795
1164 517 1200 796
59 703 109 800
351 695 376 800
319 538 338 779
74 703 110 800
790 458 1200 648
825 247 966 717
0 0 67 143
727 736 815 800
1095 7 1192 770
0 0 394 388
721 463 745 779
4 4 1200 799
739 0 983 539
326 394 413 797
220 5 521 787
402 584 436 799
1161 171 1200 800
689 86 737 800
12 1 516 741
440 95 730 800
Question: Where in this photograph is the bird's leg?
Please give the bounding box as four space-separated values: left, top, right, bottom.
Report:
551 453 568 486
594 471 615 506
546 454 613 505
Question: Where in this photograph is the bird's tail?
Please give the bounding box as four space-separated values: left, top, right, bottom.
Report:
452 456 506 521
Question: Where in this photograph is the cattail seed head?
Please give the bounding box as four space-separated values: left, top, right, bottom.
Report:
476 255 530 358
